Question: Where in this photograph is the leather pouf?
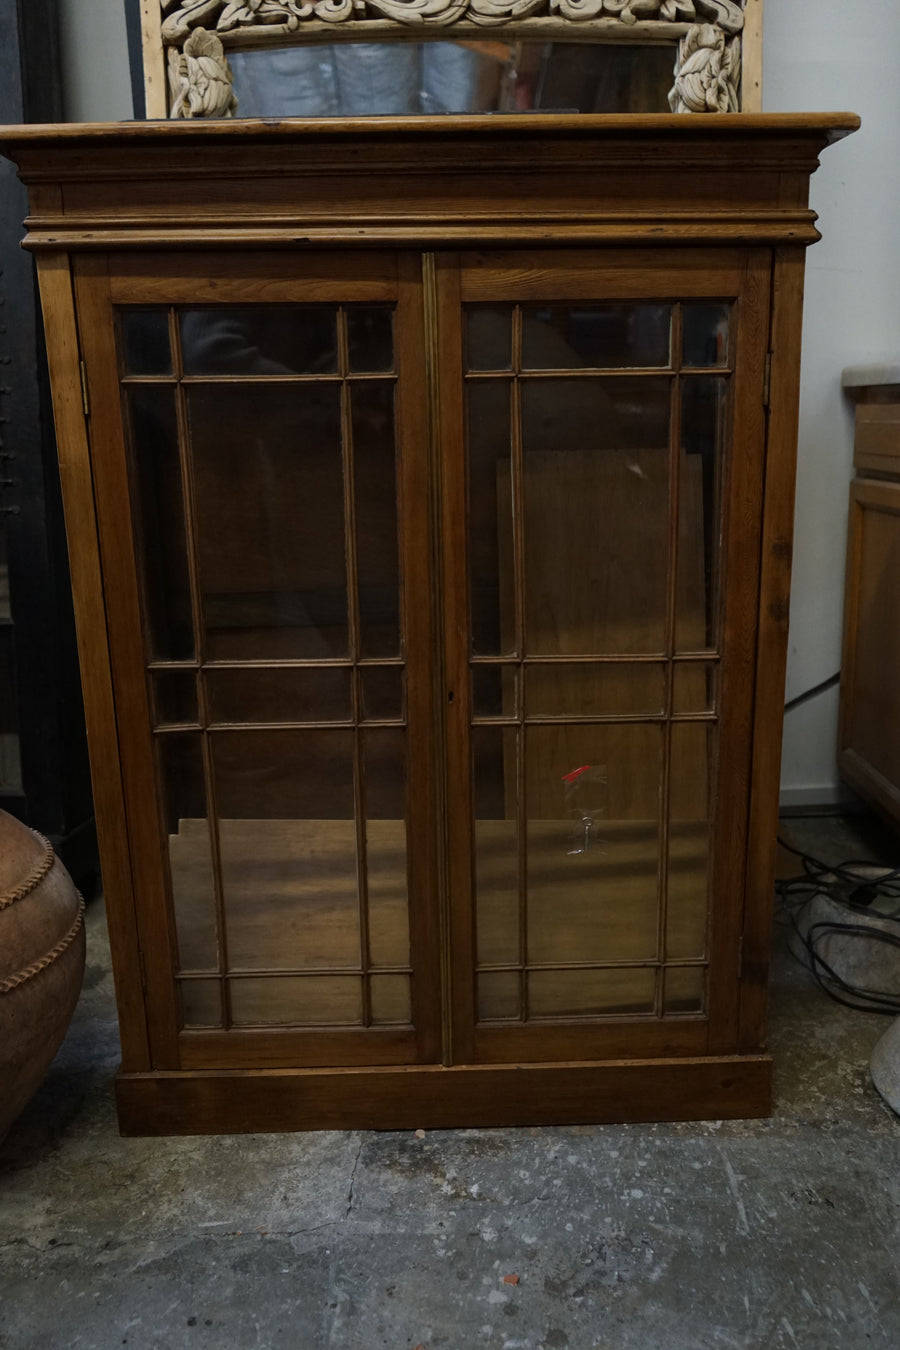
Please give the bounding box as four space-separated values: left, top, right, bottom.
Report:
0 810 85 1139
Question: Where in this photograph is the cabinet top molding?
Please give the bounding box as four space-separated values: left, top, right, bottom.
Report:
0 113 859 252
0 110 859 149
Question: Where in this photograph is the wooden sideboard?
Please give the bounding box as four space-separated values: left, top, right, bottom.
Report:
840 366 900 827
0 113 857 1134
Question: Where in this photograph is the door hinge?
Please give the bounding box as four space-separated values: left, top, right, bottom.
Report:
79 359 90 417
762 352 773 408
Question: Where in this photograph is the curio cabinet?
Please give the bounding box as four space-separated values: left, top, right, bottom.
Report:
0 113 856 1133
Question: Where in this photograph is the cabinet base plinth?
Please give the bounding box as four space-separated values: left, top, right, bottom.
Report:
115 1055 773 1136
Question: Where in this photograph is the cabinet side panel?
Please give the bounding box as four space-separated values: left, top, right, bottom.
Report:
838 484 864 769
739 245 806 1054
838 479 900 824
706 247 772 1053
35 251 151 1071
73 253 182 1066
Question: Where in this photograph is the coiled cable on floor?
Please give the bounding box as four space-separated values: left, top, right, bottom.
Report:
776 836 900 1016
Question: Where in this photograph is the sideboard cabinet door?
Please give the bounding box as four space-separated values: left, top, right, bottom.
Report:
437 249 771 1066
74 252 442 1071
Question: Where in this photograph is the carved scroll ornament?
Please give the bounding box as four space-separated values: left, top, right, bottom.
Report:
669 21 740 112
169 29 239 118
160 0 745 37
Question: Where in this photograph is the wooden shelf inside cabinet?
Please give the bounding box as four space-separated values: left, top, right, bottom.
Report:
840 366 900 827
0 113 858 1135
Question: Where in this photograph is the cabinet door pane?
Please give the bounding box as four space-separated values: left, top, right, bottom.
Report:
188 383 348 661
127 386 194 661
677 376 727 652
180 306 338 375
112 284 431 1058
521 376 671 656
213 727 359 971
521 303 671 370
455 280 746 1052
525 724 661 969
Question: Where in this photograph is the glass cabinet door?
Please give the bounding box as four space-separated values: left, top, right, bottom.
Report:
440 250 771 1064
77 254 439 1069
77 246 770 1075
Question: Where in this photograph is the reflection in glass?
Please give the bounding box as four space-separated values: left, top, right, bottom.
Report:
524 662 665 718
535 41 676 115
522 304 671 370
153 670 199 727
213 728 359 970
666 721 711 961
352 382 401 658
158 733 219 971
365 728 410 968
119 307 172 376
664 965 705 1014
370 974 411 1024
522 375 671 455
127 386 194 661
466 307 512 372
360 665 404 722
188 384 347 660
179 978 222 1028
207 666 352 725
677 376 726 651
230 975 363 1026
522 377 671 655
525 724 660 966
367 860 411 968
472 664 517 721
467 380 514 656
529 967 655 1018
672 662 717 716
180 306 337 376
682 303 730 368
228 41 676 118
478 971 521 1022
347 307 394 373
364 727 407 821
473 726 519 967
230 41 504 118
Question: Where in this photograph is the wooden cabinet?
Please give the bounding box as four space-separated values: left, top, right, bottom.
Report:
840 368 900 826
0 113 856 1134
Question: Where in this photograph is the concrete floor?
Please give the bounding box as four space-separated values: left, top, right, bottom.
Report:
2 814 899 1350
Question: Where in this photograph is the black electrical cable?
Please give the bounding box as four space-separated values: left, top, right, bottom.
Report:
783 671 841 713
776 835 900 1015
777 835 900 906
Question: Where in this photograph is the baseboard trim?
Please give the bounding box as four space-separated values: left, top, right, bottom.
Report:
778 784 856 812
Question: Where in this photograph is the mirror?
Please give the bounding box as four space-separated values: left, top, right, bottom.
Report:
227 40 677 118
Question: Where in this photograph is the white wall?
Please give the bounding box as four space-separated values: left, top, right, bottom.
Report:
58 0 133 122
764 0 900 805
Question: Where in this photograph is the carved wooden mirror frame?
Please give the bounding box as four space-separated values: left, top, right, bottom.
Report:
141 0 762 120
